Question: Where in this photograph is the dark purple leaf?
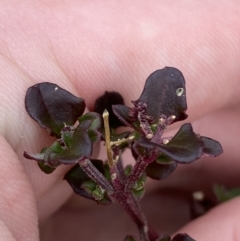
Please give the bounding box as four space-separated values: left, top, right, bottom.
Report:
112 105 142 132
64 160 112 204
172 233 196 241
135 124 203 163
134 67 188 123
25 82 85 137
94 91 126 128
24 112 102 167
146 161 177 180
131 139 150 160
201 136 223 157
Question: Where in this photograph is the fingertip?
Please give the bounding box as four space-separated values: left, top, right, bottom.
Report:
175 197 240 240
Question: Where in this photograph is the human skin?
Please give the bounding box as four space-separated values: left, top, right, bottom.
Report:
0 1 240 240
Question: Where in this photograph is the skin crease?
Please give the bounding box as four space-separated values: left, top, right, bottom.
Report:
0 0 240 240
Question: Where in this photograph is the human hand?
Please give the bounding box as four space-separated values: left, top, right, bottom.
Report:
0 1 239 241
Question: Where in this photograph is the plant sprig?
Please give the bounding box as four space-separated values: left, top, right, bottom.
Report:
24 67 223 241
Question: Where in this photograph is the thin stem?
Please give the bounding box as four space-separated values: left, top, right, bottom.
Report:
110 135 135 147
109 161 156 241
114 189 157 241
128 194 150 241
125 156 148 191
79 158 114 195
101 109 159 240
151 115 176 144
125 153 157 192
103 110 114 167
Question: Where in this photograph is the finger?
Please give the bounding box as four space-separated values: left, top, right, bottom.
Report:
0 136 39 241
40 190 191 241
1 1 239 121
1 0 239 224
0 56 75 219
175 197 240 240
0 220 17 241
53 1 239 119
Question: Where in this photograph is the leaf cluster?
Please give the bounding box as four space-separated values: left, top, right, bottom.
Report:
24 67 223 241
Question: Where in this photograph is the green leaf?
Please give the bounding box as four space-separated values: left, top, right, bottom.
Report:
25 82 85 137
48 112 102 165
43 141 65 167
61 127 74 149
81 180 96 193
78 112 101 130
64 159 113 205
38 161 56 174
132 172 147 200
214 185 240 203
124 165 133 177
24 141 65 171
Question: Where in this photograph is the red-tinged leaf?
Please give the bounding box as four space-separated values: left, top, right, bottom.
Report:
201 136 223 157
146 161 177 180
134 67 188 123
25 82 85 137
135 124 203 163
172 233 196 241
